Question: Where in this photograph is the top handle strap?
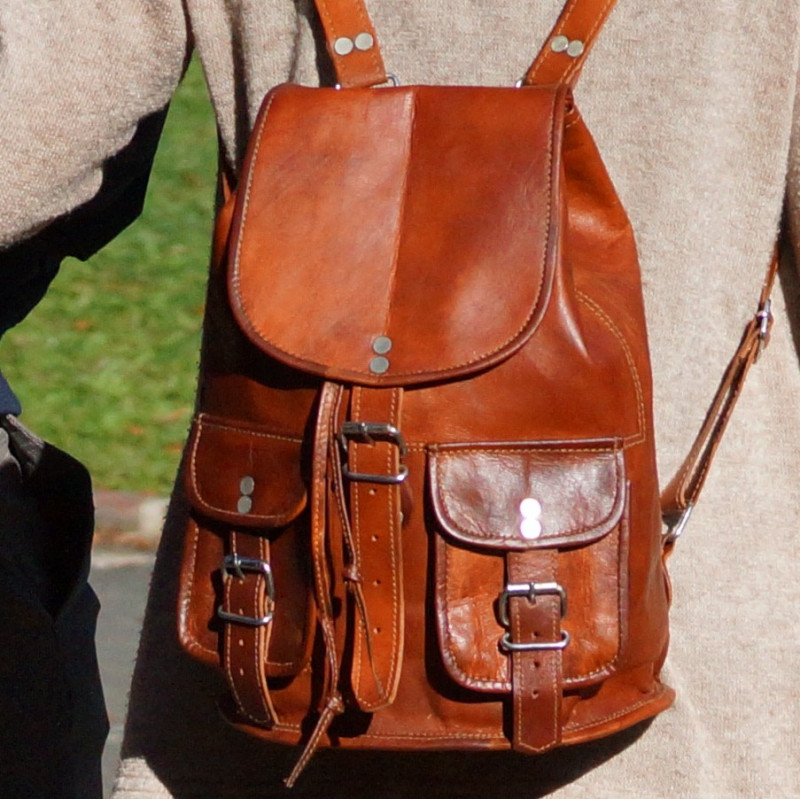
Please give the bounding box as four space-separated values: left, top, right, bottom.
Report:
314 0 387 88
523 0 618 88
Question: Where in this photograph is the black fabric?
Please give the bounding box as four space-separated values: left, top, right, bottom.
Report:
0 371 20 416
0 105 169 338
0 417 108 797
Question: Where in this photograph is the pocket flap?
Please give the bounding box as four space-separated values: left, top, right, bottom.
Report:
229 83 567 386
429 440 625 550
185 414 307 527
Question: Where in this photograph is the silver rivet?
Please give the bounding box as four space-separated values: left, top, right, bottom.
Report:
519 497 543 540
239 476 255 496
333 36 354 56
519 498 542 518
520 518 543 540
566 39 585 58
237 496 253 514
369 356 390 374
372 336 393 355
354 32 374 51
550 34 570 53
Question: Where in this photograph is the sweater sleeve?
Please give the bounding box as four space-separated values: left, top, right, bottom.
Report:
0 1 190 250
0 1 191 336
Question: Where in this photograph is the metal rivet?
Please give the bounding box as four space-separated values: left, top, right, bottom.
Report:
566 39 585 58
520 498 542 518
369 356 390 374
520 518 543 540
333 36 354 56
550 34 570 53
519 497 543 540
237 496 253 514
372 336 393 355
354 32 374 51
239 476 255 496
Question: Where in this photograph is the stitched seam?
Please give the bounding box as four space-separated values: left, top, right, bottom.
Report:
183 518 218 659
232 91 278 320
433 445 623 541
564 523 622 682
353 0 383 80
564 690 667 733
527 0 580 83
189 416 303 522
315 0 349 86
576 291 646 445
240 91 560 381
351 389 366 699
195 414 304 444
386 388 402 698
224 532 272 726
563 0 616 85
439 540 508 690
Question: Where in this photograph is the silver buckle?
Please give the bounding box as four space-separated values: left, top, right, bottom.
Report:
498 582 570 652
217 554 275 627
338 421 409 484
755 298 773 362
662 504 694 546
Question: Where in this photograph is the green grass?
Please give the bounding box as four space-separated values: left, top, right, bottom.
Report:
0 59 217 494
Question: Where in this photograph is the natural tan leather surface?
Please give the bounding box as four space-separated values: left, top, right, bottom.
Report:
230 83 565 386
177 0 674 774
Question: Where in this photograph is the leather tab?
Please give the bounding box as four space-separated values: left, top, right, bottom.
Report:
507 550 564 753
523 0 618 88
314 0 387 88
221 531 278 727
345 387 405 711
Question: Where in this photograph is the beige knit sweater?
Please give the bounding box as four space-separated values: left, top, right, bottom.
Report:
3 1 799 797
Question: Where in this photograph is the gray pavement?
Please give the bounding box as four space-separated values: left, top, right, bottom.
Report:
90 491 163 797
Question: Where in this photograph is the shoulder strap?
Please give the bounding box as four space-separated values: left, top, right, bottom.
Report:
312 0 617 89
522 0 618 87
313 0 387 88
661 250 779 547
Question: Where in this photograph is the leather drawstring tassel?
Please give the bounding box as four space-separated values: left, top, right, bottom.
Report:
284 692 344 788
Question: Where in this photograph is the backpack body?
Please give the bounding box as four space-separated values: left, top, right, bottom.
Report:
178 0 675 764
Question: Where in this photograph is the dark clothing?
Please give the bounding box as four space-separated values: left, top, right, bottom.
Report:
0 415 108 797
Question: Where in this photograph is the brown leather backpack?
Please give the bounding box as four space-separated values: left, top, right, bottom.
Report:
177 0 776 786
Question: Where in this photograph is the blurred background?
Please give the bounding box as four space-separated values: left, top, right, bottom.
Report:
0 57 217 497
0 59 218 796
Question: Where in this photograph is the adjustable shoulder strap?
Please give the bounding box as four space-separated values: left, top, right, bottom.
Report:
522 0 618 88
661 250 779 546
313 0 387 88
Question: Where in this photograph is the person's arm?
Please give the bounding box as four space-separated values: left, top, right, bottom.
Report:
0 1 191 332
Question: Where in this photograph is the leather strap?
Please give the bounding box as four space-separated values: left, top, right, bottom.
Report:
285 381 347 788
313 0 387 88
523 0 618 88
221 530 278 726
312 0 616 89
506 549 565 752
661 249 779 545
345 386 406 711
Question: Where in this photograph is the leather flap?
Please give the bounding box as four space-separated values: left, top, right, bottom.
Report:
229 82 567 386
185 413 307 527
429 440 625 550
